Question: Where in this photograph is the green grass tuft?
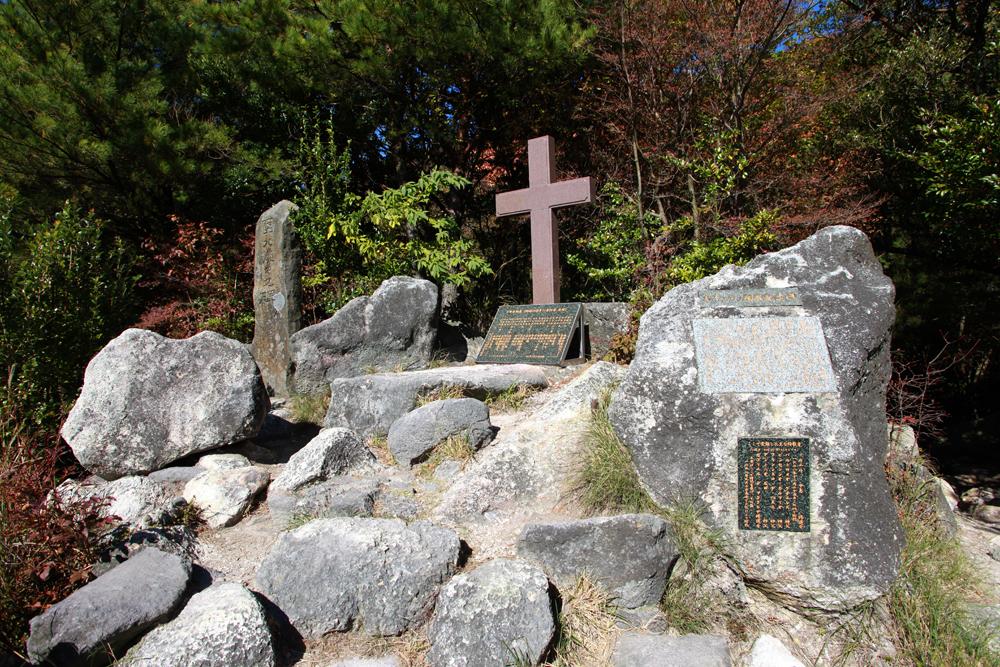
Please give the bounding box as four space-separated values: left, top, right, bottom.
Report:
287 389 330 424
483 384 539 414
414 434 475 480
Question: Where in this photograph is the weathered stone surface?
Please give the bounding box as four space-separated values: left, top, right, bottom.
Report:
93 525 196 577
270 428 374 492
251 200 303 397
123 583 274 667
27 548 191 666
612 633 731 667
388 398 495 466
324 364 550 438
427 559 554 667
184 467 270 528
255 518 459 637
584 302 630 358
56 476 176 529
608 226 904 611
517 514 677 608
197 453 253 470
147 466 204 484
62 329 270 479
267 477 380 525
748 635 805 667
290 276 439 395
531 360 627 422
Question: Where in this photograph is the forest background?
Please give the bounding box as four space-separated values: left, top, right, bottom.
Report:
0 0 996 635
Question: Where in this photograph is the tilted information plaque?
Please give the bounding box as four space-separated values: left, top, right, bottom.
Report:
476 303 583 365
699 287 803 308
738 437 810 532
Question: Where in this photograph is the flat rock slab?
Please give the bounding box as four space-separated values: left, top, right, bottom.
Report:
517 514 677 608
388 398 495 466
27 548 191 665
324 364 551 438
608 226 904 611
123 582 274 667
612 633 731 667
428 559 555 667
255 518 459 637
270 427 374 492
62 329 269 479
290 276 439 395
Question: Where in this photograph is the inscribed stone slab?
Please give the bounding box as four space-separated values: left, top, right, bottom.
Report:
692 316 836 393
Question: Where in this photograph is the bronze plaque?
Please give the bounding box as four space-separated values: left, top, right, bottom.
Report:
738 437 810 532
699 288 802 308
477 303 582 365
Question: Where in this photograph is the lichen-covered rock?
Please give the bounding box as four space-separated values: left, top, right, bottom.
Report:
123 583 274 667
612 633 731 667
270 428 374 492
290 276 438 395
184 466 269 528
584 303 630 358
324 364 549 439
27 548 191 666
255 518 459 637
517 514 677 608
267 477 380 525
62 329 269 479
196 453 253 471
427 559 554 666
388 398 495 466
608 226 904 611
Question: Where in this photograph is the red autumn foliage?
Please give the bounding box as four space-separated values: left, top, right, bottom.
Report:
0 390 111 653
134 216 255 341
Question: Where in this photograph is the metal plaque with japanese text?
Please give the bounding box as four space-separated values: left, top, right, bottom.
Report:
738 437 810 532
476 303 583 365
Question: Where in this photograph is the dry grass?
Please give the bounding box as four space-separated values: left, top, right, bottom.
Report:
366 434 396 466
297 630 429 667
288 389 330 424
415 384 467 407
547 575 620 666
483 384 539 414
414 434 475 480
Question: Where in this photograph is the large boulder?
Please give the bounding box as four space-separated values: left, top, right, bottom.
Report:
517 514 677 608
123 583 274 667
255 518 459 637
324 364 550 438
27 548 191 666
270 428 374 492
608 226 904 611
290 276 439 395
427 559 555 667
62 329 270 479
388 398 495 466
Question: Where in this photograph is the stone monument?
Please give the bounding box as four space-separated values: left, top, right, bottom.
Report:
608 226 904 611
250 200 303 396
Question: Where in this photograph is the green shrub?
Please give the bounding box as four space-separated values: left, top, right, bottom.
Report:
666 209 778 285
0 199 137 427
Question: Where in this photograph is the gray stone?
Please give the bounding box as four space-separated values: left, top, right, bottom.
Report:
123 582 274 666
270 428 374 492
427 559 555 667
614 606 667 632
62 329 270 479
531 360 627 422
184 466 270 528
251 200 303 397
93 525 197 577
26 548 191 666
748 635 805 667
388 398 495 466
255 518 459 637
324 364 550 438
584 302 630 358
692 316 836 393
196 453 253 470
290 276 439 395
376 490 422 521
612 633 731 667
608 226 904 611
517 514 677 608
147 467 204 484
330 659 401 667
989 538 1000 562
268 477 380 525
56 476 176 529
433 460 463 482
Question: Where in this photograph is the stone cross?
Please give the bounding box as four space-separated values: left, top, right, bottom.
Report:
250 200 303 397
495 136 595 304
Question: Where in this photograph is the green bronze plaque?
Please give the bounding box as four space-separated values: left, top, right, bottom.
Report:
738 437 810 532
476 303 583 365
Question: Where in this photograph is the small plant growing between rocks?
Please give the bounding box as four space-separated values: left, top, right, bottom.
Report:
548 575 620 666
415 384 467 407
484 385 539 414
285 512 319 531
414 435 475 480
288 390 330 425
366 434 396 466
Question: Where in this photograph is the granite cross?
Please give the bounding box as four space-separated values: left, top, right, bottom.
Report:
495 136 595 304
